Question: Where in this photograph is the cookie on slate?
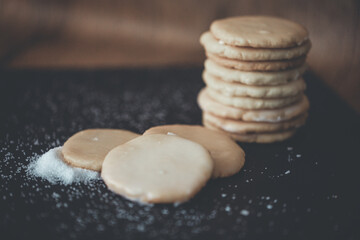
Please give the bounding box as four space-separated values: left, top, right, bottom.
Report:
143 124 245 178
203 112 307 134
203 71 306 98
101 134 213 204
207 52 306 72
204 120 297 143
62 129 139 171
206 87 302 109
197 88 310 122
200 31 311 61
204 59 306 86
210 16 309 48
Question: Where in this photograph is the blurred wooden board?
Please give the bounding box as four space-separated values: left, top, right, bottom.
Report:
0 0 359 112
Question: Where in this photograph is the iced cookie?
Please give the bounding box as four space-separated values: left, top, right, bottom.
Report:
62 129 139 171
207 52 306 71
204 59 306 86
200 31 311 61
203 71 306 98
198 88 309 122
210 16 309 48
204 121 297 143
207 87 302 109
101 134 213 204
203 112 307 134
144 125 245 178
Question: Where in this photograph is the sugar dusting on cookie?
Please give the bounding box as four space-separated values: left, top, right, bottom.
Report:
27 147 99 185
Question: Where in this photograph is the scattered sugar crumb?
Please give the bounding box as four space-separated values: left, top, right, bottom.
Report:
27 147 99 185
240 209 249 216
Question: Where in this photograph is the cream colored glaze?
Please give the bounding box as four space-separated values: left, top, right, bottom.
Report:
197 88 309 122
210 16 309 48
200 31 311 61
101 134 213 204
204 59 307 85
203 112 307 134
62 129 139 171
206 87 302 109
204 120 297 143
144 125 245 178
206 52 306 72
203 71 306 98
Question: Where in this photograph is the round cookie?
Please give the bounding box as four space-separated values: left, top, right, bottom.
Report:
203 112 307 134
198 88 310 122
206 87 302 109
210 16 309 48
200 31 311 61
205 59 307 86
203 71 306 98
204 120 297 143
101 134 213 204
62 129 139 171
143 125 245 178
207 52 306 71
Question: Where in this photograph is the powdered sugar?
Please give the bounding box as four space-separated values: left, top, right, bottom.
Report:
27 147 99 185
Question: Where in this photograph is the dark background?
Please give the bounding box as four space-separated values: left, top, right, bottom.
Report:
1 1 360 239
0 0 360 112
0 68 359 240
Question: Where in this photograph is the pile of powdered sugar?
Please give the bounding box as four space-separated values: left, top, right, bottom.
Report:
27 147 99 185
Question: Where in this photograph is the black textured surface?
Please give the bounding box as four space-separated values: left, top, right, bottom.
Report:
0 68 359 240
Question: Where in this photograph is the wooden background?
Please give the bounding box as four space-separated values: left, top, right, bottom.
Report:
1 0 359 113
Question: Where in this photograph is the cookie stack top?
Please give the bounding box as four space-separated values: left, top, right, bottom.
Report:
198 16 311 143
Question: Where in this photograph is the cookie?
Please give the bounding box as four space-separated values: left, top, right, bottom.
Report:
198 88 310 122
204 120 297 143
207 52 306 71
210 16 309 48
143 125 245 178
203 112 307 134
203 71 306 98
62 129 139 171
206 87 302 109
204 59 306 85
101 134 213 204
200 31 311 61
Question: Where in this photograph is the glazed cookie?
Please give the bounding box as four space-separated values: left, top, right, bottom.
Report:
197 88 310 122
204 120 297 143
207 52 306 71
101 134 213 204
62 129 139 171
144 125 245 178
200 31 311 61
203 112 307 134
203 71 306 98
206 87 302 109
210 16 309 48
204 59 306 85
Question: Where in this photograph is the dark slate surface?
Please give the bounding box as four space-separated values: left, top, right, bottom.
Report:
0 68 359 240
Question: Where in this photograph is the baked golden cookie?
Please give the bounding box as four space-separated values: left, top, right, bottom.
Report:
101 134 213 204
197 88 310 122
203 112 307 134
144 124 245 178
210 16 309 48
200 31 311 61
204 59 306 86
62 129 139 171
204 120 297 143
206 87 302 109
203 71 306 98
207 52 306 71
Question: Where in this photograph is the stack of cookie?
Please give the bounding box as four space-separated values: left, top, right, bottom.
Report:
198 16 311 143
